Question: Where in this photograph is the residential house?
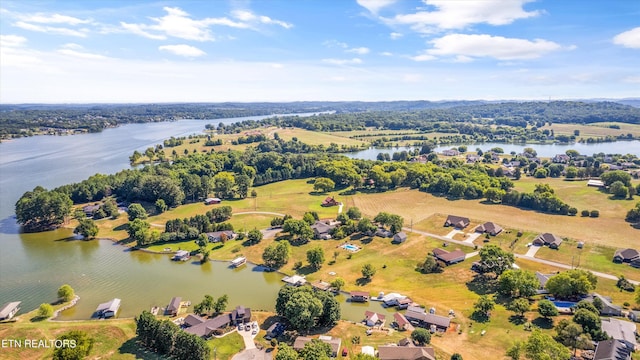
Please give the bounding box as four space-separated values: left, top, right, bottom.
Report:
183 314 206 327
184 313 231 337
266 322 285 339
172 250 190 261
82 204 101 217
231 305 252 325
321 197 339 207
553 154 571 163
95 298 120 318
167 297 182 316
378 345 436 360
293 336 342 357
393 312 411 331
613 248 640 263
591 293 623 316
532 233 563 249
432 248 466 265
382 293 407 307
206 230 236 243
441 149 459 156
535 272 555 293
593 339 632 360
364 311 386 327
628 311 640 323
475 222 503 236
0 302 21 321
466 154 481 163
204 198 221 205
404 307 451 331
350 291 370 302
311 221 336 239
601 318 637 351
444 215 470 229
282 275 307 286
375 227 393 238
392 232 408 244
632 258 640 269
397 297 413 310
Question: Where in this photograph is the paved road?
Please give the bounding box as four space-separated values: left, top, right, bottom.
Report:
404 227 639 284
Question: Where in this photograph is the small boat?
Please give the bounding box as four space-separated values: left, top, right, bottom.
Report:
150 306 159 315
230 256 247 267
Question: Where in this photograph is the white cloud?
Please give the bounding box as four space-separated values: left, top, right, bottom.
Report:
389 32 402 40
20 13 90 25
323 40 348 48
428 34 561 60
385 0 540 32
0 34 27 47
322 58 363 65
346 47 370 55
231 10 293 29
623 76 640 84
14 21 88 37
159 44 206 57
613 27 640 49
357 0 398 14
120 22 168 40
380 51 393 56
409 53 436 62
57 48 107 60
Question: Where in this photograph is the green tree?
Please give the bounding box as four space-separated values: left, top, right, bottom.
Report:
275 344 299 360
507 298 530 317
247 229 263 245
127 218 151 246
554 319 593 356
545 269 597 298
473 295 495 319
411 328 431 345
484 187 505 203
635 287 640 306
284 290 323 332
307 246 325 270
537 299 559 319
262 241 291 268
283 219 313 242
194 295 215 316
573 308 606 340
498 269 540 298
213 294 228 314
37 303 54 319
601 170 632 187
357 218 377 234
213 171 236 199
419 255 442 274
299 339 332 360
330 277 345 291
523 329 571 360
610 181 629 198
313 177 335 193
74 218 99 239
127 203 148 221
52 330 94 360
479 245 515 277
361 263 376 279
346 207 362 220
451 354 463 360
155 199 168 213
15 187 73 232
58 284 75 302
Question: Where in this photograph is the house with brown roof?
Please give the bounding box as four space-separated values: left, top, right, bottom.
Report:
311 280 331 292
393 312 411 331
231 305 252 325
378 345 436 360
475 222 503 236
167 296 182 316
293 336 342 357
404 307 451 331
444 215 470 229
364 311 386 327
321 197 339 207
350 291 370 302
532 233 563 249
613 248 640 263
432 248 466 265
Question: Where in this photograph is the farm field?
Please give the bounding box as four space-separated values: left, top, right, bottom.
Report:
541 122 640 140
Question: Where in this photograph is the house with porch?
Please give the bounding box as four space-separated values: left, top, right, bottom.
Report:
444 215 470 229
532 233 563 249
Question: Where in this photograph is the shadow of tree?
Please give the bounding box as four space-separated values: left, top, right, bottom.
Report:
355 277 371 286
531 317 555 329
118 338 166 360
296 265 318 276
470 311 490 323
508 315 527 325
114 223 128 231
466 275 498 295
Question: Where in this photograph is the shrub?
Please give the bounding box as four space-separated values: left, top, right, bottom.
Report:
590 210 600 218
581 210 590 217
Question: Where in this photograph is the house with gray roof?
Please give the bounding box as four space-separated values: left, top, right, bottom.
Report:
594 339 632 360
475 222 503 236
310 221 335 239
0 302 21 321
444 215 470 229
613 248 640 263
404 307 451 331
392 232 408 244
95 298 120 318
378 345 436 360
184 313 231 337
167 296 181 316
533 233 563 249
601 318 637 351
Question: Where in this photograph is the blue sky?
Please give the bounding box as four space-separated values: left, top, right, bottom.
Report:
1 0 638 103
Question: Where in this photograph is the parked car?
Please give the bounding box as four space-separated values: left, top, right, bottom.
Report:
245 324 251 331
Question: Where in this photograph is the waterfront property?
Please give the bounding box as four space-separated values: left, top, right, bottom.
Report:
350 291 370 302
432 248 466 265
231 305 252 325
95 298 120 318
381 293 407 307
311 280 332 292
206 230 236 243
167 297 181 316
172 250 190 261
393 312 411 331
294 336 342 357
405 307 451 332
444 215 470 229
364 311 386 327
184 313 231 337
532 233 563 249
230 256 247 268
266 322 285 339
282 275 307 286
0 301 21 321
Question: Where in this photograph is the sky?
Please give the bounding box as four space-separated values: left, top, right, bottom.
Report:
0 0 639 103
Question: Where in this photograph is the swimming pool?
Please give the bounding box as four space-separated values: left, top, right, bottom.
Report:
553 301 577 308
341 244 360 251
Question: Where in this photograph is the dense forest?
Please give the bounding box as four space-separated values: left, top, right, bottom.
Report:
2 100 640 139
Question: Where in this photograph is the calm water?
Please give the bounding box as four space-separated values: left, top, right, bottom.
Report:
344 141 640 160
0 116 396 321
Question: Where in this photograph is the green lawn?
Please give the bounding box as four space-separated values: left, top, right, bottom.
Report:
209 332 245 360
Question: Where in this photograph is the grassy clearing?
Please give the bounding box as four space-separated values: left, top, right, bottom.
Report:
208 332 244 360
541 122 640 140
273 128 367 148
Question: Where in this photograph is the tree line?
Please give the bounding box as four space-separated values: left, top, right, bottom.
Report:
135 311 210 360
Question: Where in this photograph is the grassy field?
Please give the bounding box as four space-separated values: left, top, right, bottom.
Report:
541 122 640 140
273 128 368 148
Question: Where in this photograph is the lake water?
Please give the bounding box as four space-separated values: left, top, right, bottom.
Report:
0 115 397 321
344 141 640 160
